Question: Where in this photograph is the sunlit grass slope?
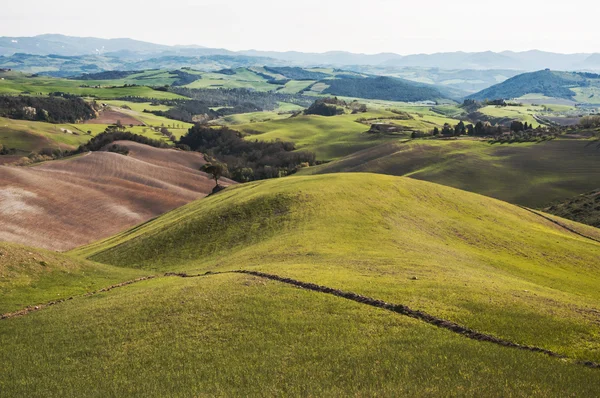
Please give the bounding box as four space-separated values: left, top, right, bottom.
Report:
0 242 144 313
235 107 462 160
299 139 600 207
236 110 401 160
1 271 600 397
73 173 600 364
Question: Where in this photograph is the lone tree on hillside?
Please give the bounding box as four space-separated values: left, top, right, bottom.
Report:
200 161 228 187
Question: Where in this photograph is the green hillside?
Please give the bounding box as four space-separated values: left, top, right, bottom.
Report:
234 106 462 160
299 139 600 207
0 242 144 314
467 70 600 102
2 173 600 395
0 71 184 99
544 189 600 228
322 76 450 102
74 174 600 358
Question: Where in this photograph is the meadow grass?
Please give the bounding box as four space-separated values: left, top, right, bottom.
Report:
101 100 172 113
478 105 543 127
572 86 600 104
0 242 145 313
0 73 184 99
0 101 193 152
299 138 600 207
72 173 600 363
1 272 599 397
234 104 464 160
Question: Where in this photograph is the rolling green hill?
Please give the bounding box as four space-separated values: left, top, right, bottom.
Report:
2 173 600 395
234 105 462 160
321 76 451 102
467 70 600 102
0 242 145 314
544 189 600 228
298 139 600 208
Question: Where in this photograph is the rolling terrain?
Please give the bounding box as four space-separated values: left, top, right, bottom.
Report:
468 69 600 103
544 189 600 228
298 139 600 207
2 35 600 71
0 141 232 250
0 173 598 396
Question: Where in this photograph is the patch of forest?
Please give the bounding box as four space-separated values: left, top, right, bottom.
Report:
0 95 96 123
321 76 445 102
179 125 316 181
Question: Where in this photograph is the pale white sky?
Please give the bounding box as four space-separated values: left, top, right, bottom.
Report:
1 0 599 54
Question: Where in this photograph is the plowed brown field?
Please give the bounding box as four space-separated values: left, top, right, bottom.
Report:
0 141 233 251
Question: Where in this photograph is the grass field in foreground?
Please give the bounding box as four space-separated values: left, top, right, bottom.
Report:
72 173 600 365
2 173 599 395
0 242 145 314
299 138 600 207
1 271 599 397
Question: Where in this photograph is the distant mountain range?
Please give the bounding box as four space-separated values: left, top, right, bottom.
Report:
2 34 600 71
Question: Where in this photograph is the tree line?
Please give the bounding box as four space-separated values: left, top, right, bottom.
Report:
179 125 316 182
0 95 96 123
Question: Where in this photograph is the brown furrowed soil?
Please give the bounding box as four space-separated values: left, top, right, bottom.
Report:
0 141 233 251
87 109 142 125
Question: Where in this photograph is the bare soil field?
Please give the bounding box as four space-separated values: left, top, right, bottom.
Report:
87 109 142 126
0 141 233 251
544 116 581 126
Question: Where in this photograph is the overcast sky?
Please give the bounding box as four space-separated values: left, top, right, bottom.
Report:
1 0 599 54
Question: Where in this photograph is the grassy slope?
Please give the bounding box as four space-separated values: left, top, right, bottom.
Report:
236 111 395 159
299 139 600 207
72 174 600 364
235 107 461 160
0 73 184 99
3 272 600 396
1 173 598 395
0 101 193 152
478 105 542 127
543 189 600 228
0 242 144 313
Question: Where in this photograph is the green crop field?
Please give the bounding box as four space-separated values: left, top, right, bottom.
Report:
182 69 277 91
0 117 93 151
0 118 186 153
0 72 185 99
572 86 600 104
101 100 173 113
3 173 596 396
299 138 600 207
478 105 543 127
278 80 316 94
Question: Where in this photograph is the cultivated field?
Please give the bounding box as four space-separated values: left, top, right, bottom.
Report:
0 141 232 250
